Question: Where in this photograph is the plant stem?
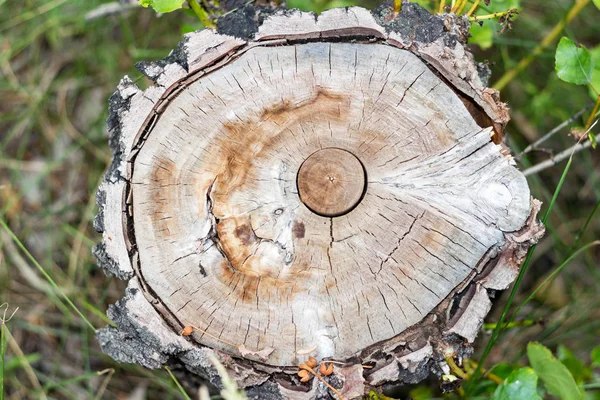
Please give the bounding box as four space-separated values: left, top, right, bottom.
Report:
465 360 505 385
523 122 599 176
1 324 5 400
165 366 191 400
466 0 481 16
187 0 212 27
485 371 504 385
584 95 600 130
469 9 514 22
483 319 538 330
513 241 600 318
445 357 469 379
393 0 402 14
439 0 446 13
302 366 345 400
456 0 470 14
465 141 575 394
518 103 593 158
493 0 591 91
571 198 600 251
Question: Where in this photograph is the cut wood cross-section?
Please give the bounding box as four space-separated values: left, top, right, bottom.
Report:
94 3 545 399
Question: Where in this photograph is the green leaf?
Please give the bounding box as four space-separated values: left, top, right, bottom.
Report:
493 367 542 400
527 342 583 400
589 46 600 100
594 0 600 10
557 345 591 383
555 37 595 86
592 346 600 367
139 0 184 13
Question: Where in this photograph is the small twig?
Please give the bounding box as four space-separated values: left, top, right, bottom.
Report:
469 9 516 22
523 120 598 176
465 360 503 385
182 323 273 359
187 0 214 27
84 2 139 21
183 322 238 347
93 369 115 400
584 95 600 131
518 104 592 158
445 356 468 380
300 365 345 400
0 303 18 324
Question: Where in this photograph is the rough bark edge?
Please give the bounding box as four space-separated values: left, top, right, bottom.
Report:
93 3 544 397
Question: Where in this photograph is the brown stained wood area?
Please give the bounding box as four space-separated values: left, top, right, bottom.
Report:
127 42 533 367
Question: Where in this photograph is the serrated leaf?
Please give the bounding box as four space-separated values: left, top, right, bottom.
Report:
527 342 583 400
139 0 185 13
555 37 594 86
493 367 542 400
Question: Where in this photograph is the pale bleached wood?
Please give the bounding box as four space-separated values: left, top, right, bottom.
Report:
94 3 544 398
256 6 386 41
130 42 530 366
184 29 246 72
446 285 492 343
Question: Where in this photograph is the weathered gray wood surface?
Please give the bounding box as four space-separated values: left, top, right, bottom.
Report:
94 2 544 398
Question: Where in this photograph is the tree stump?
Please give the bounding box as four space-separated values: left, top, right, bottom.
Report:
94 2 545 398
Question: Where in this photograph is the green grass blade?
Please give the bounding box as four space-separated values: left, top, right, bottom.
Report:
466 151 575 393
571 198 600 251
514 241 600 316
42 372 100 392
165 366 191 400
0 218 96 331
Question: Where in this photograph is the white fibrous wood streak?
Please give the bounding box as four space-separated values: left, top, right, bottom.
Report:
94 2 545 398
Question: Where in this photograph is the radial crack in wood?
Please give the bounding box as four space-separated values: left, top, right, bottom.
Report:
94 2 544 398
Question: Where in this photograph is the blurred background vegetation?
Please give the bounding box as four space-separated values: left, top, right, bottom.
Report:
0 0 599 399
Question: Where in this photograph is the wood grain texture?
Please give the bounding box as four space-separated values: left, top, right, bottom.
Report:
297 148 366 217
94 3 544 397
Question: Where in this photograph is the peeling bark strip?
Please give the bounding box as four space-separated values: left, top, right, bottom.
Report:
94 2 544 398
